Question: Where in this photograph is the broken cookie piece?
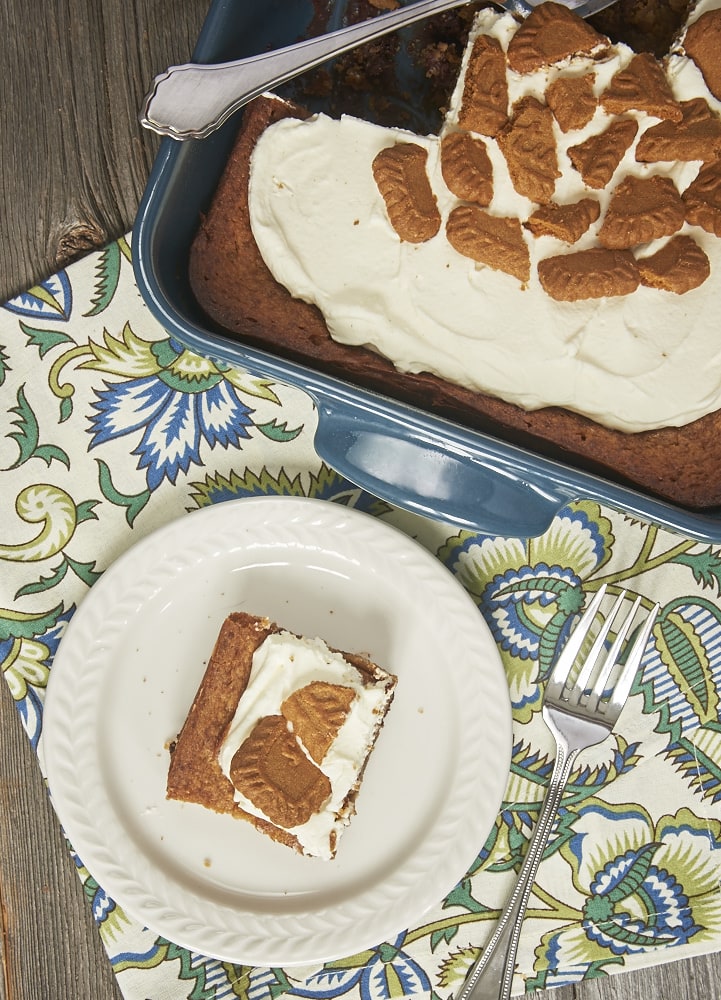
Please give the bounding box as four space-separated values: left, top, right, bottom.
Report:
446 204 531 282
372 142 441 243
568 117 639 189
281 682 357 764
683 7 721 102
636 234 710 293
598 174 685 249
601 52 682 121
441 130 494 205
636 98 721 163
497 97 559 204
525 198 601 243
538 247 640 300
545 74 598 133
506 1 609 74
683 159 721 237
457 33 509 137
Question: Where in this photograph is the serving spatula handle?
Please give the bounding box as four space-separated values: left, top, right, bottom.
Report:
139 0 489 140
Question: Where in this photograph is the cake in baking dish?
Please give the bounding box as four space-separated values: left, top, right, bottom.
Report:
189 0 721 510
167 612 397 859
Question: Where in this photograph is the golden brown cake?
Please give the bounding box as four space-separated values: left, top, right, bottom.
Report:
189 0 721 511
167 612 397 859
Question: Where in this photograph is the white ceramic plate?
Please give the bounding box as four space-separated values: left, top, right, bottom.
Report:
43 496 512 966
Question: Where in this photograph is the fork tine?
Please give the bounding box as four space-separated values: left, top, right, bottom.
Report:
546 584 607 700
603 602 659 720
573 589 628 701
585 593 641 711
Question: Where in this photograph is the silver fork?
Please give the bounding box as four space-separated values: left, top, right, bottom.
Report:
140 0 619 140
458 584 659 1000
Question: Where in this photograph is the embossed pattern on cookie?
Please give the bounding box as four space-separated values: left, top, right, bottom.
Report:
538 247 640 300
525 198 601 243
545 74 597 133
440 130 494 205
598 174 685 249
636 234 711 293
568 117 639 189
457 33 508 137
601 52 682 121
281 682 356 764
229 714 331 828
683 158 721 236
446 204 530 282
372 142 441 243
497 97 559 204
683 7 721 101
636 98 721 162
506 1 609 74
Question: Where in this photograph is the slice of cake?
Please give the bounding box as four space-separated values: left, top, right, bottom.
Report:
167 612 397 859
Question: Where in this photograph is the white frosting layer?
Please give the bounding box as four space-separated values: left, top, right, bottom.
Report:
248 1 721 434
217 631 392 860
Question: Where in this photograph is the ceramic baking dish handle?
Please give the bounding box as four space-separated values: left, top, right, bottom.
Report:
313 396 579 537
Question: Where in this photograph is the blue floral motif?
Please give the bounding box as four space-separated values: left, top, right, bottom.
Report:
87 348 254 490
4 271 72 320
584 848 699 952
71 849 117 926
11 605 74 750
531 804 719 986
441 503 613 720
89 882 118 924
43 605 74 663
357 944 431 999
292 966 364 998
17 685 43 751
289 937 431 999
0 637 12 666
479 563 583 661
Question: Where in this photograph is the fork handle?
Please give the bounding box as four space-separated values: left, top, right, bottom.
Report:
457 745 579 1000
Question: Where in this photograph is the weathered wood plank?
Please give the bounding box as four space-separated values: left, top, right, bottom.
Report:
0 0 204 297
0 682 123 1000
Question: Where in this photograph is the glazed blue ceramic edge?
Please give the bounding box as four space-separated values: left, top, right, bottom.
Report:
132 0 721 542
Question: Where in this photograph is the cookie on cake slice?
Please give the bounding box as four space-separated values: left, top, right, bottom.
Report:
167 612 397 859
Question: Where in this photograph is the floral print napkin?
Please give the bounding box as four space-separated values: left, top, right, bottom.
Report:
1 237 720 999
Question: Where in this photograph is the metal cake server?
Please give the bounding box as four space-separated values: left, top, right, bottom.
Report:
140 0 618 140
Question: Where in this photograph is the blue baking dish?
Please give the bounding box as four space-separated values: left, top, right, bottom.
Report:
133 0 721 541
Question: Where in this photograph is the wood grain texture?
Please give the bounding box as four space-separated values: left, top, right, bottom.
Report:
0 683 122 1000
0 0 204 298
0 0 720 997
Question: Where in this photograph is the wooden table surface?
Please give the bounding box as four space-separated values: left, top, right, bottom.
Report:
1 1 719 997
